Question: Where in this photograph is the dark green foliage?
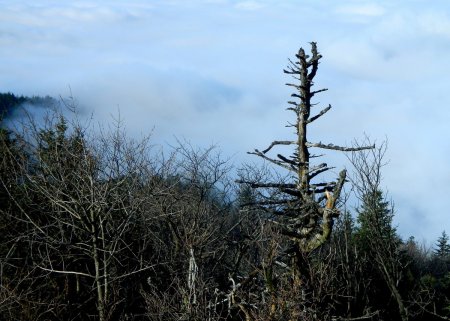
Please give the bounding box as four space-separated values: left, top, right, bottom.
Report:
0 92 56 120
356 190 398 245
0 92 27 117
435 231 450 258
425 231 450 317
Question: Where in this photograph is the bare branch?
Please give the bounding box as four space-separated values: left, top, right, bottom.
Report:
248 149 296 172
309 166 335 180
306 142 375 151
38 266 95 278
236 180 296 189
307 105 331 123
261 141 296 154
277 154 298 166
310 88 328 97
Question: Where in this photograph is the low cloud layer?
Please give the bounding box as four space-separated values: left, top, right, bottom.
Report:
1 0 450 243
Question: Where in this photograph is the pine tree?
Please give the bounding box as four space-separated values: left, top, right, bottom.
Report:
435 231 450 258
355 189 408 321
356 190 399 247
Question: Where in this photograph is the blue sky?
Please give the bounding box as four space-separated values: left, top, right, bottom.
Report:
1 0 450 243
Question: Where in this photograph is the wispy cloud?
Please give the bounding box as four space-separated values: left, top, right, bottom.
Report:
235 1 265 10
418 12 450 39
336 3 385 17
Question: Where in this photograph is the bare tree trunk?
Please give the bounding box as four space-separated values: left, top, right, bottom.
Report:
378 255 408 321
91 219 106 321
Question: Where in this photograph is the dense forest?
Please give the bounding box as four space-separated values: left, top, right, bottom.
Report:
0 92 57 119
0 44 449 321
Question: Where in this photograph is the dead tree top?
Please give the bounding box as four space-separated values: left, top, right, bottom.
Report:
239 42 374 253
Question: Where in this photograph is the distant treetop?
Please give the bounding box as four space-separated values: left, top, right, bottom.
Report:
0 92 56 121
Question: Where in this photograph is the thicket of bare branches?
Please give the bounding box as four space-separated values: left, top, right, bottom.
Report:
0 110 240 321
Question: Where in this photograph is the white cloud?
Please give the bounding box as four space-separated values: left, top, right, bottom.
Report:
336 3 385 17
418 12 450 39
235 1 265 10
0 2 144 31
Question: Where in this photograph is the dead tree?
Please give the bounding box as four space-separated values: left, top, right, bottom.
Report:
239 42 373 272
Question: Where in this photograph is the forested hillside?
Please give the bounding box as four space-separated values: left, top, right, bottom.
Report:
0 45 449 321
0 92 56 119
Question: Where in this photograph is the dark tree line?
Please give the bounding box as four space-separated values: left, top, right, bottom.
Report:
0 44 449 320
0 92 56 119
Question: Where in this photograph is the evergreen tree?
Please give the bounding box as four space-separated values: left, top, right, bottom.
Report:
355 189 408 321
435 231 450 258
0 92 26 117
356 190 399 247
